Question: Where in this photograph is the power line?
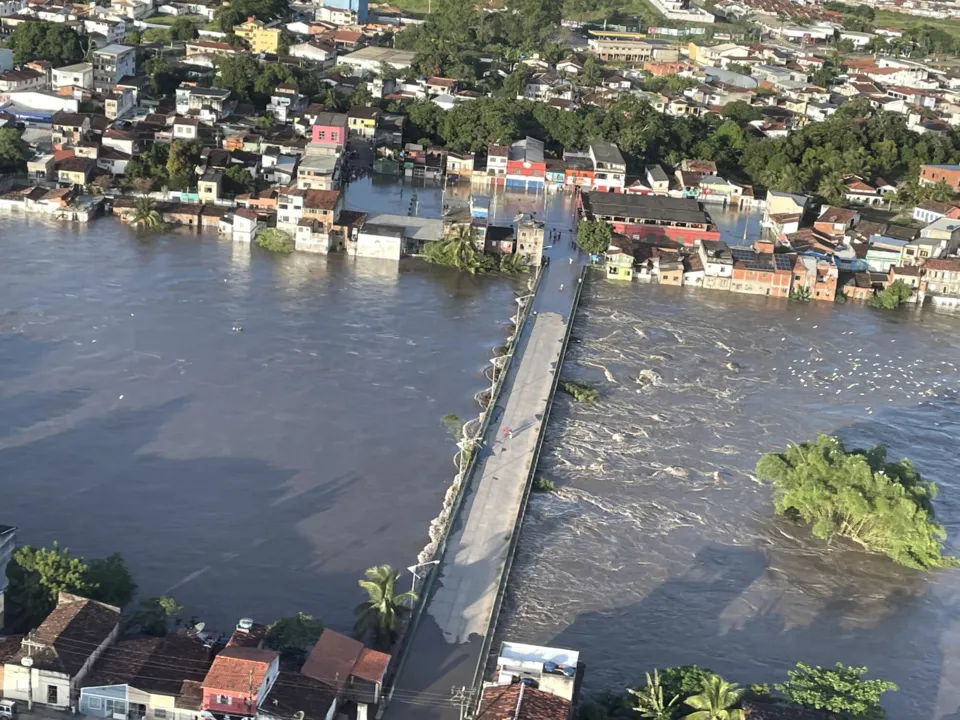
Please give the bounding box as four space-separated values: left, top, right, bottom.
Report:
42 638 472 707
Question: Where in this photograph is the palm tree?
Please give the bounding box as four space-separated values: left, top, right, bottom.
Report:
354 564 417 649
683 676 745 720
130 196 163 230
498 251 529 274
629 670 679 719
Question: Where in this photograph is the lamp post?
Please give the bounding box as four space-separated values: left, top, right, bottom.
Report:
406 560 440 597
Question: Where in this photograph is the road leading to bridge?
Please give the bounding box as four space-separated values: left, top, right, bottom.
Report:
387 223 586 720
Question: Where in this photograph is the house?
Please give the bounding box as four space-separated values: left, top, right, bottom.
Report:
564 153 594 189
51 112 90 147
792 254 838 301
290 40 336 64
91 45 135 93
924 258 960 308
476 683 572 720
645 165 670 194
296 154 340 190
814 206 859 236
506 137 546 190
258 672 337 720
866 235 908 272
516 219 544 266
350 213 443 259
173 117 199 141
79 634 213 720
198 169 222 203
201 645 279 717
888 264 924 291
0 68 46 93
302 189 343 228
175 85 232 122
842 175 883 206
300 629 391 715
267 85 307 124
426 77 459 95
913 200 960 225
310 112 348 149
731 248 794 298
919 164 960 192
233 17 280 54
696 238 734 290
605 246 634 280
338 47 414 75
347 106 379 138
51 62 92 91
446 151 475 181
220 208 263 243
2 593 121 710
588 140 626 193
58 156 95 186
902 230 954 266
764 190 809 220
580 193 720 246
839 271 874 301
104 88 134 121
486 144 508 184
0 525 14 627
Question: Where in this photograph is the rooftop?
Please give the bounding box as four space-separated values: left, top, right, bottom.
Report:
94 44 135 56
476 683 572 720
203 646 277 693
83 634 212 695
582 192 713 227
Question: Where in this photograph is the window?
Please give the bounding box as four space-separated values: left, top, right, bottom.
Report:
216 696 231 706
155 709 167 719
89 697 104 710
331 132 338 142
106 699 126 716
48 685 59 705
317 130 326 140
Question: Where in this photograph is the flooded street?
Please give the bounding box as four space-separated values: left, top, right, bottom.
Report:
496 277 960 720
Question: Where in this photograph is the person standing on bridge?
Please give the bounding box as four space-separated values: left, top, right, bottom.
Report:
503 426 513 439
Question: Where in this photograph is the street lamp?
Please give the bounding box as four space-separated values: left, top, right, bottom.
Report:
407 560 440 597
514 293 535 330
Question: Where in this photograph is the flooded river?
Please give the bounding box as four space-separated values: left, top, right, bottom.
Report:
495 277 960 720
0 201 526 631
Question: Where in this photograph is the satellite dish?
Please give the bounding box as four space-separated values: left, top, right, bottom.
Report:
20 657 33 668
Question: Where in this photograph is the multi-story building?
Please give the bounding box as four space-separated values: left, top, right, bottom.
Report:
310 111 348 149
318 0 367 23
175 84 232 121
486 144 508 184
516 219 544 267
792 254 838 302
919 164 960 192
232 17 281 54
730 248 793 298
581 193 721 246
91 45 135 93
696 238 733 290
0 68 45 92
589 141 626 193
505 137 546 190
51 62 93 91
592 38 654 63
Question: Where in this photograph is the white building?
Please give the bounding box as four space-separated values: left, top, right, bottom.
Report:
2 593 121 710
494 642 579 702
351 213 443 260
338 46 415 75
52 62 93 91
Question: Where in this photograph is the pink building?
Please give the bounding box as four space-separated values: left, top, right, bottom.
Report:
311 111 348 148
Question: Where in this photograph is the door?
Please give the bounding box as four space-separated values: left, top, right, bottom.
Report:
47 685 58 705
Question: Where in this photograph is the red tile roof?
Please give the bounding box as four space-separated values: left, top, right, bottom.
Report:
203 646 277 693
477 683 571 720
351 648 390 683
300 630 361 691
924 258 960 272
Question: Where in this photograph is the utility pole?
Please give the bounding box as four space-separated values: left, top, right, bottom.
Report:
451 686 472 720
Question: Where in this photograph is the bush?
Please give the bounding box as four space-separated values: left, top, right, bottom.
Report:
560 380 600 403
441 413 462 440
532 476 555 493
255 229 294 253
756 435 953 569
776 663 897 719
868 280 911 309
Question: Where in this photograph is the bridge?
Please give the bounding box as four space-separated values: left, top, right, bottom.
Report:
385 227 587 720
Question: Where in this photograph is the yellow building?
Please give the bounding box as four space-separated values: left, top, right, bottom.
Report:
605 247 634 280
233 17 281 54
347 106 380 138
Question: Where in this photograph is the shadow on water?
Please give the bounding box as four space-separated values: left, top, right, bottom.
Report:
549 542 951 720
0 394 360 630
0 333 59 382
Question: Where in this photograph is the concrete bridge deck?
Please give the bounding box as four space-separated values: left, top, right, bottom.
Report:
386 232 585 720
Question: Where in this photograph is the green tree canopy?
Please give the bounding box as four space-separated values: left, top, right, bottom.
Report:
170 17 198 41
128 595 183 636
577 218 613 255
868 279 912 309
756 435 953 569
224 165 254 195
9 21 84 66
6 543 92 626
0 127 32 174
166 140 200 191
720 101 761 124
683 675 745 720
775 663 897 719
354 564 417 649
256 228 294 253
85 553 137 608
264 612 325 660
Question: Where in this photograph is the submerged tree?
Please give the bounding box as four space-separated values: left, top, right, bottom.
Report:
576 218 613 255
868 279 912 310
756 435 953 569
131 196 163 230
776 663 897 719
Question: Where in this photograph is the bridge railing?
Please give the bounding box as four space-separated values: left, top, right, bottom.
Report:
383 261 546 707
469 265 588 695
